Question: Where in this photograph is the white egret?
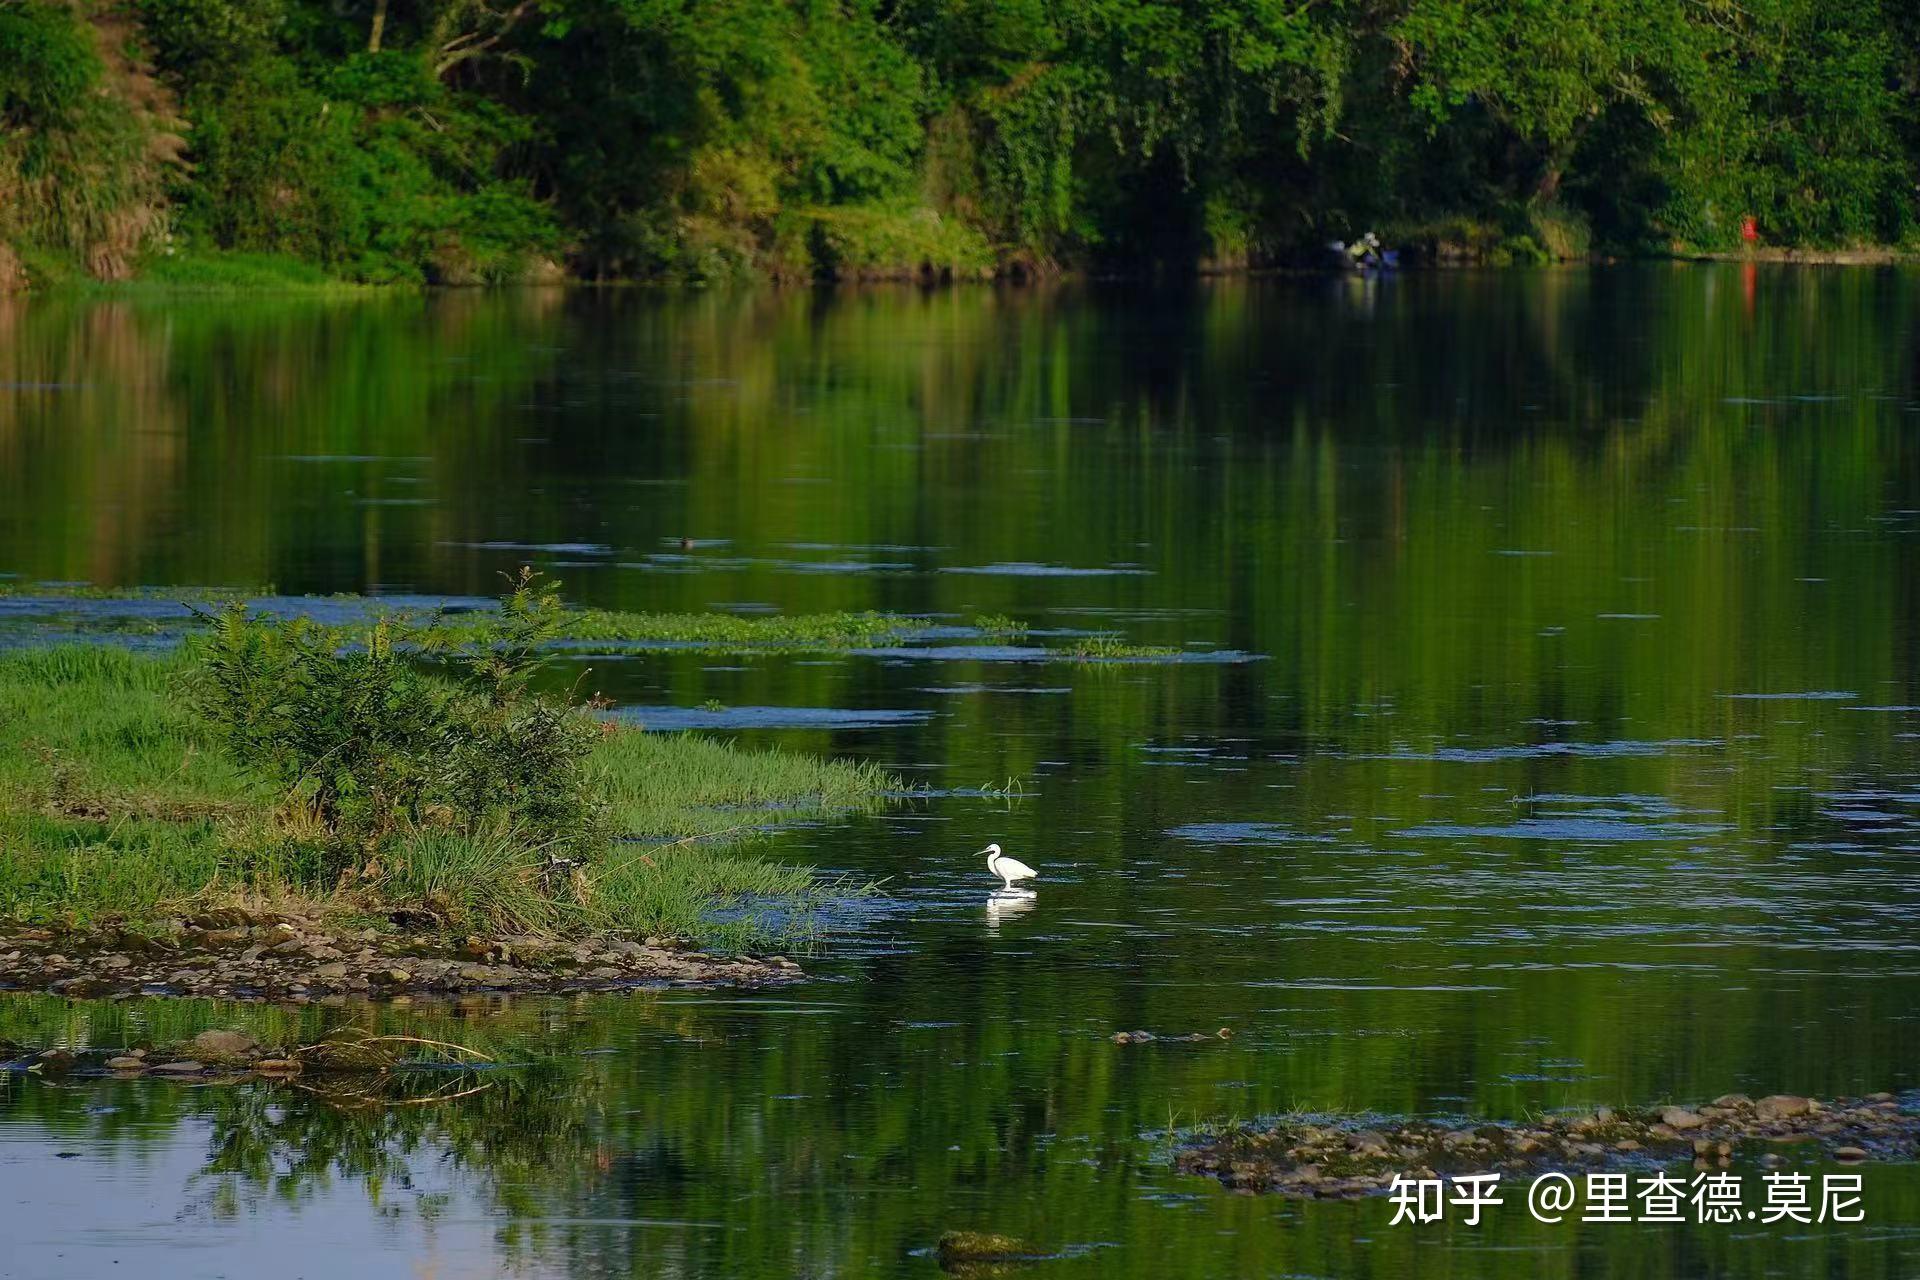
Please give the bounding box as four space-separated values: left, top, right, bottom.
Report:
980 843 1037 890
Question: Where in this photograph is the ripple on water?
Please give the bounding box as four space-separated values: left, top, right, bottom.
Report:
1518 793 1700 817
1168 823 1340 846
1718 690 1858 701
938 562 1152 577
0 593 498 624
847 644 1262 664
1362 738 1719 762
1394 817 1731 842
440 540 616 555
604 706 934 730
619 555 917 575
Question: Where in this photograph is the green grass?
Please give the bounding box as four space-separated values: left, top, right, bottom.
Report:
119 250 368 292
0 645 893 949
1053 635 1184 659
457 606 948 648
597 730 899 836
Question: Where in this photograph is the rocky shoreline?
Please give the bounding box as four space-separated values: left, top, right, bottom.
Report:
8 1026 473 1079
1178 1092 1920 1199
0 909 801 1004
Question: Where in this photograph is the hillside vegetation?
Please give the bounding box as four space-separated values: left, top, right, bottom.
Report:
4 0 1918 286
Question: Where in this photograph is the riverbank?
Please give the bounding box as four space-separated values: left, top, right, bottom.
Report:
1177 1093 1920 1200
0 909 798 1004
8 241 1920 297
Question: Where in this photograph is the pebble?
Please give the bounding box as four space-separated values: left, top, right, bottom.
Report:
2 920 798 1005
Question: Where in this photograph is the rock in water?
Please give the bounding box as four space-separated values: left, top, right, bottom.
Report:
935 1232 1031 1267
190 1029 260 1063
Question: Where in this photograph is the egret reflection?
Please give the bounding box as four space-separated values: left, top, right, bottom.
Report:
985 888 1037 931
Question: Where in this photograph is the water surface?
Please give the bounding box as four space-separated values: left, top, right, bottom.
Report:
5 270 1920 1277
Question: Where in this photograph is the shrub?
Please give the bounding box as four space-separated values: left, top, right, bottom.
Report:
0 2 98 126
190 571 608 860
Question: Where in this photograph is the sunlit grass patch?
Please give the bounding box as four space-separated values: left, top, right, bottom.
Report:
596 730 899 837
585 837 827 950
128 250 364 292
0 644 268 815
0 605 895 949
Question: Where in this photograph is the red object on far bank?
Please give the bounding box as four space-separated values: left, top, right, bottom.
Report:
1741 216 1759 243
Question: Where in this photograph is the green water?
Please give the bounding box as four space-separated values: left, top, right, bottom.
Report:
5 270 1920 1277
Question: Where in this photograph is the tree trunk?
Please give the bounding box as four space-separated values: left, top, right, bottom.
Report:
1534 164 1563 204
368 0 388 53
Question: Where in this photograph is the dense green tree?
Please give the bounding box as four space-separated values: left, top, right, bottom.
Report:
3 0 1918 282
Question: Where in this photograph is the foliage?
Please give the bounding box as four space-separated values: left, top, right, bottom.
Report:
0 0 166 280
1655 0 1913 247
189 570 608 856
7 0 1920 280
0 1 99 125
137 0 558 283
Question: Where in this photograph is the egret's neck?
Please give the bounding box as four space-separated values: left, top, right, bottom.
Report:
986 851 1000 875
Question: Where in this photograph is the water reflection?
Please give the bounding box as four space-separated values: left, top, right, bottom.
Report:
984 888 1038 931
5 270 1920 1277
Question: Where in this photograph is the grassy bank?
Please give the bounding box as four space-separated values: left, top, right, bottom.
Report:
0 632 893 951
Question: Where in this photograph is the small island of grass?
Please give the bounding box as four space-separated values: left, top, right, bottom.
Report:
0 575 895 998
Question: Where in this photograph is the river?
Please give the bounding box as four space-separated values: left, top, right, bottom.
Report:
3 268 1920 1277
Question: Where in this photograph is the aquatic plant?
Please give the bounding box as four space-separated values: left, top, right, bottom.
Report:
0 585 1031 655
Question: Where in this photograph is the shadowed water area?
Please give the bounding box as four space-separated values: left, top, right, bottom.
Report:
5 270 1920 1276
